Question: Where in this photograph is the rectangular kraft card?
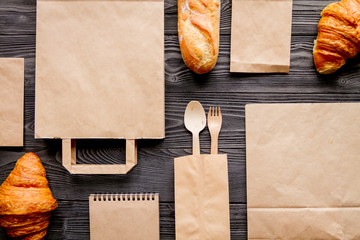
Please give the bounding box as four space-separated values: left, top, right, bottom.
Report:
0 58 24 146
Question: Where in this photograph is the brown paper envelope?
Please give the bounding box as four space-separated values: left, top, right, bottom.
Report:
246 103 360 239
174 154 230 240
248 208 360 239
0 58 24 146
35 0 164 139
230 0 293 73
89 193 159 240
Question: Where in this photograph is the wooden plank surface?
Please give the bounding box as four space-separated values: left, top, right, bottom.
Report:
0 0 360 239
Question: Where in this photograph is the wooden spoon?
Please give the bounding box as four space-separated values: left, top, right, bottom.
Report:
184 101 206 155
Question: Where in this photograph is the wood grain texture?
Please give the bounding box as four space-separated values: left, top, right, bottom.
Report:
0 202 247 239
0 0 360 239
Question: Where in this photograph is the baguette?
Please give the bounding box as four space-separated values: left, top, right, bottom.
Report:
178 0 220 74
313 0 360 74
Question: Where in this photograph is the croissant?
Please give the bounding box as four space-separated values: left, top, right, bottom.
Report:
0 152 57 240
313 0 360 74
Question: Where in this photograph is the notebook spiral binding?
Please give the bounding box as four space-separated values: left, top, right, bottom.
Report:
90 193 159 202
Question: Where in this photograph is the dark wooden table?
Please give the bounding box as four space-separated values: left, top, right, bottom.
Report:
1 0 360 239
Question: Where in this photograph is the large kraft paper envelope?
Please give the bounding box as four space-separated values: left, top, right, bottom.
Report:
35 0 164 174
246 103 360 239
230 0 293 73
0 58 24 147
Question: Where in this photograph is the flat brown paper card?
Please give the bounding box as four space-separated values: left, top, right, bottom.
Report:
230 0 293 73
89 193 159 240
174 154 230 240
35 0 164 139
246 103 360 239
0 58 24 146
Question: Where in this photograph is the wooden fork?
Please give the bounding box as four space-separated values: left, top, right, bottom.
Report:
207 107 222 154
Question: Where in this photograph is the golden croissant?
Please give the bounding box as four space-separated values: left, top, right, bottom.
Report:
313 0 360 74
0 152 58 239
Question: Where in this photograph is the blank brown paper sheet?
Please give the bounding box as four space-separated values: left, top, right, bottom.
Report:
0 58 24 146
246 103 360 239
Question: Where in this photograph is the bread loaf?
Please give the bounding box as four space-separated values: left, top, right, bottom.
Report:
178 0 220 74
313 0 360 74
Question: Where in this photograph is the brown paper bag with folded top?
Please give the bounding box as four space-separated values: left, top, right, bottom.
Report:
246 103 360 239
35 0 164 174
230 0 293 73
89 193 159 240
174 154 230 240
0 58 24 147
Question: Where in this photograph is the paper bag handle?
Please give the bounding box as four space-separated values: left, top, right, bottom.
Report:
62 139 137 174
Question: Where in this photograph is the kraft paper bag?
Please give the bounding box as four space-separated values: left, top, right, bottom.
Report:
0 58 24 147
35 0 164 174
246 103 360 239
230 0 293 73
174 154 230 240
89 193 159 240
35 0 164 139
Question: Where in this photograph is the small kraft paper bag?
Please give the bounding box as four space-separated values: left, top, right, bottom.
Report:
89 193 159 240
174 154 230 240
35 0 164 174
0 58 24 147
230 0 293 73
246 103 360 239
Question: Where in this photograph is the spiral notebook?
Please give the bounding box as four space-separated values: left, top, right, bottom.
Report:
89 193 159 240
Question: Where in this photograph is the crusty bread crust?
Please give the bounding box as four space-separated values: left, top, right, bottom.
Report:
178 0 220 74
313 0 360 74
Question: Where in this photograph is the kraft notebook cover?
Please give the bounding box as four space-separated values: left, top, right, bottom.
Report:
89 193 159 240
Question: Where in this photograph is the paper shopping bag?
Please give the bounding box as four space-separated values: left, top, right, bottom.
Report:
0 58 24 146
174 154 230 240
230 0 293 73
246 103 360 239
35 0 164 174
